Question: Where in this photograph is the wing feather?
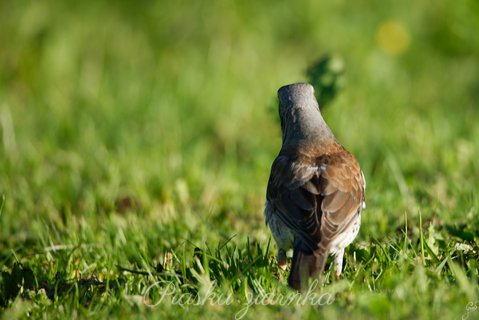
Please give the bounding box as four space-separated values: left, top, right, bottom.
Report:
266 147 365 251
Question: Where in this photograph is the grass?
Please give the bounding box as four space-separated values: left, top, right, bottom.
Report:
1 0 479 319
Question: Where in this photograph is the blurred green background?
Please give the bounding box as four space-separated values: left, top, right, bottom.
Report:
0 0 478 318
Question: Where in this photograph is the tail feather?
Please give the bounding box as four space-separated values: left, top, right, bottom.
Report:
288 247 327 291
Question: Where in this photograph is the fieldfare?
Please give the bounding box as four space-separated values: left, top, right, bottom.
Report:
265 83 366 291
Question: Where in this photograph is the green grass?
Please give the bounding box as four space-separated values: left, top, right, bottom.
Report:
1 0 479 319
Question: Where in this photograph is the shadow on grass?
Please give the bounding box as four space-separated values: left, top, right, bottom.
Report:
0 262 123 308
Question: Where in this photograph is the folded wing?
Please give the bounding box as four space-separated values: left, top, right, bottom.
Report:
266 148 365 252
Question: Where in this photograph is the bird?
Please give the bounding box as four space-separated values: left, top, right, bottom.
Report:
265 83 366 291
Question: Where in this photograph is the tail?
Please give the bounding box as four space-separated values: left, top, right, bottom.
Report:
288 245 327 291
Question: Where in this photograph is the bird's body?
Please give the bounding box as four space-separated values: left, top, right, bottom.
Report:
265 83 365 291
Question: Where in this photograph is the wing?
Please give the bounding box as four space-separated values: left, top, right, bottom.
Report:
266 148 365 252
317 151 365 247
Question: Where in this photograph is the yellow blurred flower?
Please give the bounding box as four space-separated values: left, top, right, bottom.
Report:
375 20 411 56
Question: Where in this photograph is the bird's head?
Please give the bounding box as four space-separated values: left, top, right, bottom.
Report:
278 83 318 119
277 83 333 144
